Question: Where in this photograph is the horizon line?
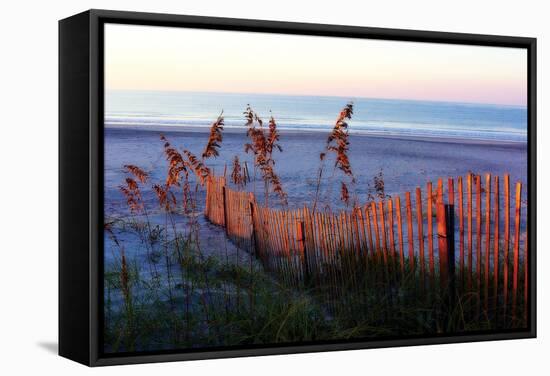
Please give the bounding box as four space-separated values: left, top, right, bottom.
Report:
105 88 527 108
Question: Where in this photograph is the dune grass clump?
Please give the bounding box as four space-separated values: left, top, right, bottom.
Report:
326 102 354 178
243 105 287 206
119 165 149 213
202 112 224 160
313 102 356 211
366 168 390 203
230 155 245 188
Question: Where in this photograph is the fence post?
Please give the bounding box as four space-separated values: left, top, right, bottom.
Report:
297 220 311 286
249 193 259 258
244 161 250 183
436 186 448 290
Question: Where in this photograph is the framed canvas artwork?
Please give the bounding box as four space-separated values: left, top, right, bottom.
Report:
59 9 536 366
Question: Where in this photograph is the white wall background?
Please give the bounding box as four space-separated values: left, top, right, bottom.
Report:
0 0 547 374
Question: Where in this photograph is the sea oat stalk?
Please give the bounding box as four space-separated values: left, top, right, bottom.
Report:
244 106 287 206
312 102 355 210
202 112 224 160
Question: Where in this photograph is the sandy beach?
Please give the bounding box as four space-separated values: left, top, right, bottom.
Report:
105 125 528 215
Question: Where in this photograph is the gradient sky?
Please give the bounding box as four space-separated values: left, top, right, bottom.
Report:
105 23 527 106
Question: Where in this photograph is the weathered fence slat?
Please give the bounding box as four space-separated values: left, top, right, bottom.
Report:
467 173 473 291
365 205 374 255
379 201 388 264
405 192 415 272
503 174 510 314
476 175 482 291
395 196 405 273
458 176 464 283
427 182 435 281
484 174 491 312
493 176 500 309
512 181 522 319
372 202 381 257
387 198 396 263
416 187 425 279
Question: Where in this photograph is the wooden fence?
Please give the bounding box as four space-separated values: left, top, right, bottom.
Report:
205 173 529 326
204 175 226 226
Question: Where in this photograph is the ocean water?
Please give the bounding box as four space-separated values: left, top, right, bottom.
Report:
105 90 528 142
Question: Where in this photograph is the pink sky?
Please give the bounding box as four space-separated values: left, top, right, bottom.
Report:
105 24 527 106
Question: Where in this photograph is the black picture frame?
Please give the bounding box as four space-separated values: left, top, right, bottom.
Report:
59 9 537 367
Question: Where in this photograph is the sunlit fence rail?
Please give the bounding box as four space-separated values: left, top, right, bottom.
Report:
205 173 529 328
